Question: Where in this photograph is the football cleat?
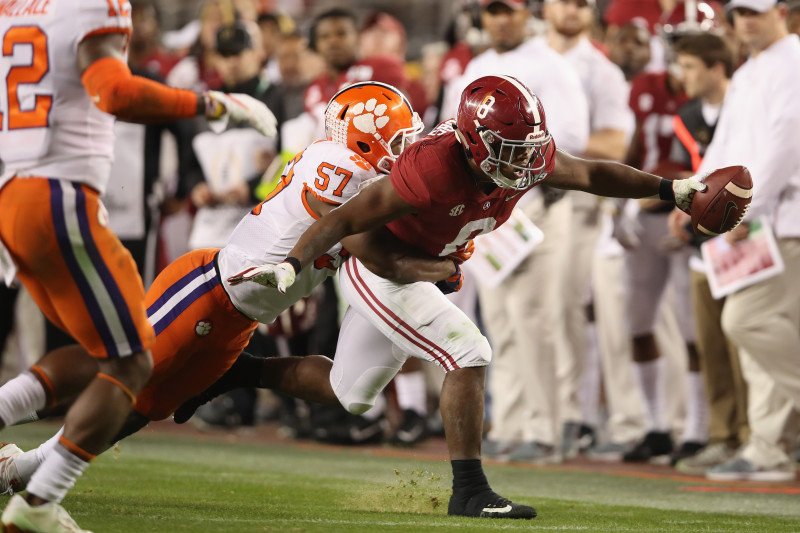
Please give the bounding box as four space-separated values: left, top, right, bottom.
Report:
1 494 92 533
0 444 24 495
448 490 536 519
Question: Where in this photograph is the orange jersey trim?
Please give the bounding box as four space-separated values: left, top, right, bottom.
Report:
301 184 341 220
81 26 132 42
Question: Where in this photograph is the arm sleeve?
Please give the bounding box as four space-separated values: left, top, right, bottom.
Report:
81 57 199 123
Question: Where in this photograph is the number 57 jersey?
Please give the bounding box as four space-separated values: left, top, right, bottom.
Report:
0 0 132 194
218 140 378 324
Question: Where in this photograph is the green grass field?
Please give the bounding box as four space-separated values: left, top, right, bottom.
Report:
2 423 799 532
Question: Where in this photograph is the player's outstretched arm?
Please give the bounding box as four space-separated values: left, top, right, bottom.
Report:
76 33 276 135
342 227 457 284
546 149 705 211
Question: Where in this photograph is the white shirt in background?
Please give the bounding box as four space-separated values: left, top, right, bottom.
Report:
698 34 800 238
442 37 589 157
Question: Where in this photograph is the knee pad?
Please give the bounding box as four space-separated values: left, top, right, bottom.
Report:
332 365 400 415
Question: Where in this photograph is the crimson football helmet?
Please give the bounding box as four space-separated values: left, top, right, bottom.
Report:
455 75 556 190
325 81 423 174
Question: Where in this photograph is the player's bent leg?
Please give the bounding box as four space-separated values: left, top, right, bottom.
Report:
21 350 152 514
172 352 339 424
330 308 404 415
55 351 152 455
261 355 338 406
0 346 98 430
337 260 535 519
443 367 536 520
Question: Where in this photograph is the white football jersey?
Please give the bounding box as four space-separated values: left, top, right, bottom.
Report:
0 0 131 194
218 140 378 323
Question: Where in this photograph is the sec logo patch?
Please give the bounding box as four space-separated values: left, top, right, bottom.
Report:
195 320 212 336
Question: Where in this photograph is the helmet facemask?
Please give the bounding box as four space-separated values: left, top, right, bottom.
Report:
477 126 554 190
374 112 424 174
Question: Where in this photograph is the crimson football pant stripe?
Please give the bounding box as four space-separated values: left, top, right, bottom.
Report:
344 259 459 371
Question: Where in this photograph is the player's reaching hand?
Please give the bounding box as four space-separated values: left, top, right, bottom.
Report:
227 260 299 293
670 176 707 213
205 92 278 137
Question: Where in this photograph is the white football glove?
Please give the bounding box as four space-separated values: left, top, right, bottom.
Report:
671 177 707 213
205 91 277 137
227 261 296 294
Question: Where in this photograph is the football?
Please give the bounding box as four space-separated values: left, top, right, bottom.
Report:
690 165 753 236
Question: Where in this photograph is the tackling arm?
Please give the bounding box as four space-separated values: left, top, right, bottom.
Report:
302 184 450 283
288 175 416 271
342 227 457 284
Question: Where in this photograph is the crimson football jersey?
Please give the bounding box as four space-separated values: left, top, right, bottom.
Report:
387 121 550 258
629 72 688 173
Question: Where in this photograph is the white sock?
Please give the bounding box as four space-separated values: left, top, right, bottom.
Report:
0 372 46 427
15 428 64 485
26 442 89 504
681 371 709 444
634 358 667 432
393 372 427 416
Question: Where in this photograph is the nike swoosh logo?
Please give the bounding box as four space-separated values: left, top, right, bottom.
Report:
505 193 521 202
482 505 513 513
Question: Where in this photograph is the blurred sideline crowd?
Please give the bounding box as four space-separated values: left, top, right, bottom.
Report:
2 0 799 482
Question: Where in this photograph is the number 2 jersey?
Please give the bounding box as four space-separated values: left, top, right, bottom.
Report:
218 140 377 323
0 0 131 194
387 120 553 258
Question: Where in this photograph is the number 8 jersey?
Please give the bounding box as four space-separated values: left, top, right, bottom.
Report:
0 0 132 194
218 140 377 324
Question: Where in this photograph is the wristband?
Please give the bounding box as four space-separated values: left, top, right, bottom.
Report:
658 179 675 202
283 257 302 274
